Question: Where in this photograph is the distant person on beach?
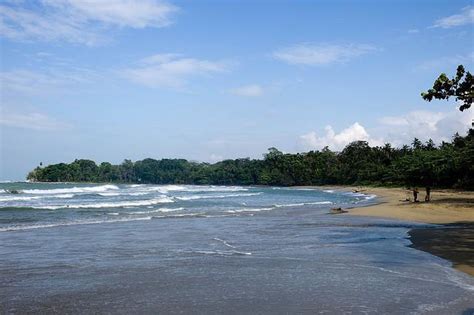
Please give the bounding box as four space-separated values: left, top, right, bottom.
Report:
413 188 419 202
425 187 431 202
405 188 411 201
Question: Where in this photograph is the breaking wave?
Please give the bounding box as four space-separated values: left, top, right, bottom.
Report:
176 192 262 201
0 183 379 232
31 196 174 210
0 193 75 202
274 201 333 207
0 216 153 232
23 184 119 195
129 207 185 215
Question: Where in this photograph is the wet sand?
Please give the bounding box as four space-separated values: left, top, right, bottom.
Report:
408 224 474 276
343 186 474 276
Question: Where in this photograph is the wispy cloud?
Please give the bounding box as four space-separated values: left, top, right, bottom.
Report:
0 110 71 131
273 43 377 66
0 4 100 45
0 67 100 95
416 52 474 71
432 6 473 29
45 0 178 28
229 84 264 97
122 53 230 89
0 0 178 45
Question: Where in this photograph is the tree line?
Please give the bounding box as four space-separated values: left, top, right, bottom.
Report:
27 129 474 190
27 65 474 190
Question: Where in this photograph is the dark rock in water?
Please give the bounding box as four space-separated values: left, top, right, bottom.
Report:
330 207 347 214
6 189 21 194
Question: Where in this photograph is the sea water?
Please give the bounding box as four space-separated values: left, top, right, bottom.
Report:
0 182 473 314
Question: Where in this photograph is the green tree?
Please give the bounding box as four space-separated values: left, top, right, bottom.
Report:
24 130 474 191
421 65 473 111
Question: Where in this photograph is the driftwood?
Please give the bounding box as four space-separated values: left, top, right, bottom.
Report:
330 207 348 214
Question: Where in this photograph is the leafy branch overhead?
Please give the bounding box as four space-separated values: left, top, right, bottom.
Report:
422 65 473 111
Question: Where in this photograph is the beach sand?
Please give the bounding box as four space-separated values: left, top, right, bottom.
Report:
347 187 474 224
343 186 474 276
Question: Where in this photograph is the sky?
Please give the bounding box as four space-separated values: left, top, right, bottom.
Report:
1 0 473 180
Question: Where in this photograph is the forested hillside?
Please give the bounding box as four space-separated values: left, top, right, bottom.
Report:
27 129 474 190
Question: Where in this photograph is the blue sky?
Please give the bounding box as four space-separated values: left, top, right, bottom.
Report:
1 0 473 180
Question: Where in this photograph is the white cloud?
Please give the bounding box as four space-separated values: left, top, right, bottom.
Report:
300 122 383 151
0 110 70 130
378 108 474 145
408 29 420 34
299 107 473 151
273 43 377 66
0 0 178 45
122 54 229 89
432 6 474 29
229 84 264 97
208 154 223 163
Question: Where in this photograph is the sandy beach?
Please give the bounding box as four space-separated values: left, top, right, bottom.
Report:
347 187 474 224
344 186 474 276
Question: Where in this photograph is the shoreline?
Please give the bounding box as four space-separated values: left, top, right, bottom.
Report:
337 186 474 276
344 186 474 224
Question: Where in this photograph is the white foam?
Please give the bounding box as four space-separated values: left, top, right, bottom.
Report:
172 213 202 217
98 190 148 197
226 207 274 213
152 213 204 219
272 187 315 191
23 184 119 195
98 192 121 197
159 207 185 212
0 193 75 202
31 196 174 210
0 216 153 232
129 207 184 215
53 193 75 199
143 185 248 194
274 201 332 207
142 185 187 194
0 195 41 202
364 194 377 200
129 192 149 196
213 237 237 249
183 186 248 192
192 250 252 256
176 192 261 201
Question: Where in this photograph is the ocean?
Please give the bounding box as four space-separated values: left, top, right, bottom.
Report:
0 182 473 314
